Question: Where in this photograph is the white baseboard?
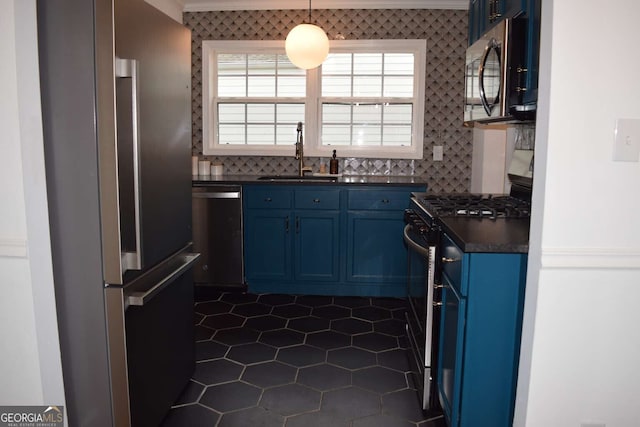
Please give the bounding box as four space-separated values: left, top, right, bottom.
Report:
541 247 640 270
0 238 28 258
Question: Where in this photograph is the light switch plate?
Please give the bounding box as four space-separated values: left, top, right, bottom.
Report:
433 145 443 161
613 118 640 162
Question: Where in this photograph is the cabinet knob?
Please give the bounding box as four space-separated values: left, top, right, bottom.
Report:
264 197 272 202
433 301 444 307
381 199 390 204
313 198 321 203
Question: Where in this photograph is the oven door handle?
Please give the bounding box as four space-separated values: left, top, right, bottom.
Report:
403 224 430 258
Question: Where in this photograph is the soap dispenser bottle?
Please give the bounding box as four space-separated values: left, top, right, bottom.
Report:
329 150 339 175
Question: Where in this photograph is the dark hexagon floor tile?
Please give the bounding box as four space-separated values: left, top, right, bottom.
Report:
244 314 288 332
382 389 430 423
296 295 333 307
218 406 285 427
392 308 407 321
353 332 398 352
195 325 214 341
352 306 392 322
286 411 350 427
259 383 321 416
377 348 411 372
272 304 312 319
312 305 351 320
333 296 371 308
321 386 381 420
418 415 447 426
298 363 351 391
194 312 204 325
200 381 261 413
397 335 410 349
195 340 228 361
288 316 330 333
213 327 260 346
242 360 297 388
306 330 351 350
194 289 223 303
231 302 272 317
373 318 407 337
201 313 245 330
352 413 414 427
192 359 243 385
331 318 372 335
195 300 233 316
260 329 305 347
352 366 408 393
258 293 297 306
173 380 204 405
371 297 407 310
327 347 377 370
277 344 326 367
160 404 219 427
227 342 277 365
220 292 259 305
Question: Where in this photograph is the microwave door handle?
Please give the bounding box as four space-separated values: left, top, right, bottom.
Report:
115 58 143 272
478 42 493 116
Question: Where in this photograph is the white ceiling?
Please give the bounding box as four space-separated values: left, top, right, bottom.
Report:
182 0 469 12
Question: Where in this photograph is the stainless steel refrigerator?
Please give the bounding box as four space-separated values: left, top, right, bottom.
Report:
38 0 195 425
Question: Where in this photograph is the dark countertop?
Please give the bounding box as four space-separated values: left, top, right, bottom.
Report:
438 217 530 254
192 174 428 187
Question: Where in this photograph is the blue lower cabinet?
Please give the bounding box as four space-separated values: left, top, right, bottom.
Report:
346 211 408 286
243 184 425 296
437 234 527 427
244 209 292 282
294 211 340 282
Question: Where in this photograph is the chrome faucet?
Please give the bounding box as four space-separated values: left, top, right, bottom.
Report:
295 122 312 177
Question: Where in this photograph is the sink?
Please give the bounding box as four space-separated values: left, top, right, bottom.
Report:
257 175 338 183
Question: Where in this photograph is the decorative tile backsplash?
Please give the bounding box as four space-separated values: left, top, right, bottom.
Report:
184 8 472 192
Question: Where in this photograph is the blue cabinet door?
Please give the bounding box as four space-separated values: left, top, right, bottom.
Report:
294 211 340 282
346 210 408 285
244 209 292 282
438 273 466 427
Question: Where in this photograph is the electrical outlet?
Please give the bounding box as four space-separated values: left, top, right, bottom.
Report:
613 118 640 162
433 145 444 161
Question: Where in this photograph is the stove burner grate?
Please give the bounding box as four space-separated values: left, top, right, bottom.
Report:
418 195 531 219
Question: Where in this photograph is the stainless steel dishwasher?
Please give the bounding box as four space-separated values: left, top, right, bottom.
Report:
192 185 245 290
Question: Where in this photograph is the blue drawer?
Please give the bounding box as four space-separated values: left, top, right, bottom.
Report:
347 189 412 211
294 189 340 210
245 188 292 209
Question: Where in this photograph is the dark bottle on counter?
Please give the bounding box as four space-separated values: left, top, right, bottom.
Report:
329 149 339 174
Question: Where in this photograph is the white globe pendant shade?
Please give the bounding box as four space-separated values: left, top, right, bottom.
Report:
285 23 330 70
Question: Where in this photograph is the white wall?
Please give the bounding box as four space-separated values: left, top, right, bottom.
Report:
515 1 640 426
0 0 66 412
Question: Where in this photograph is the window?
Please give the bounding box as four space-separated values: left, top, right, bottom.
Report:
203 40 426 159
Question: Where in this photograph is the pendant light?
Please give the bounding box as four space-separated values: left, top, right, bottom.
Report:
285 0 329 70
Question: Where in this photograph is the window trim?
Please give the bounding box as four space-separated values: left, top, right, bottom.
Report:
202 39 426 159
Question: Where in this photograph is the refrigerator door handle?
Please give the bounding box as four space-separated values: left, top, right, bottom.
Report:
126 252 199 307
115 58 143 272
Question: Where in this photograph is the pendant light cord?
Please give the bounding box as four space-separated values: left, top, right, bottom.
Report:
308 0 312 23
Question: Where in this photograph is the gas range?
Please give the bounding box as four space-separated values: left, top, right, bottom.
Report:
413 194 531 221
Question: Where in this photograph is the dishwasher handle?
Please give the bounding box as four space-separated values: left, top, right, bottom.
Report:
193 191 240 199
126 252 200 307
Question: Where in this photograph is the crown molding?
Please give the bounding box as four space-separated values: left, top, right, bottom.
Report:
183 0 468 12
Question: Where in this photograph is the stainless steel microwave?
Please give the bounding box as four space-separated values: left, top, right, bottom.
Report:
464 18 535 124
